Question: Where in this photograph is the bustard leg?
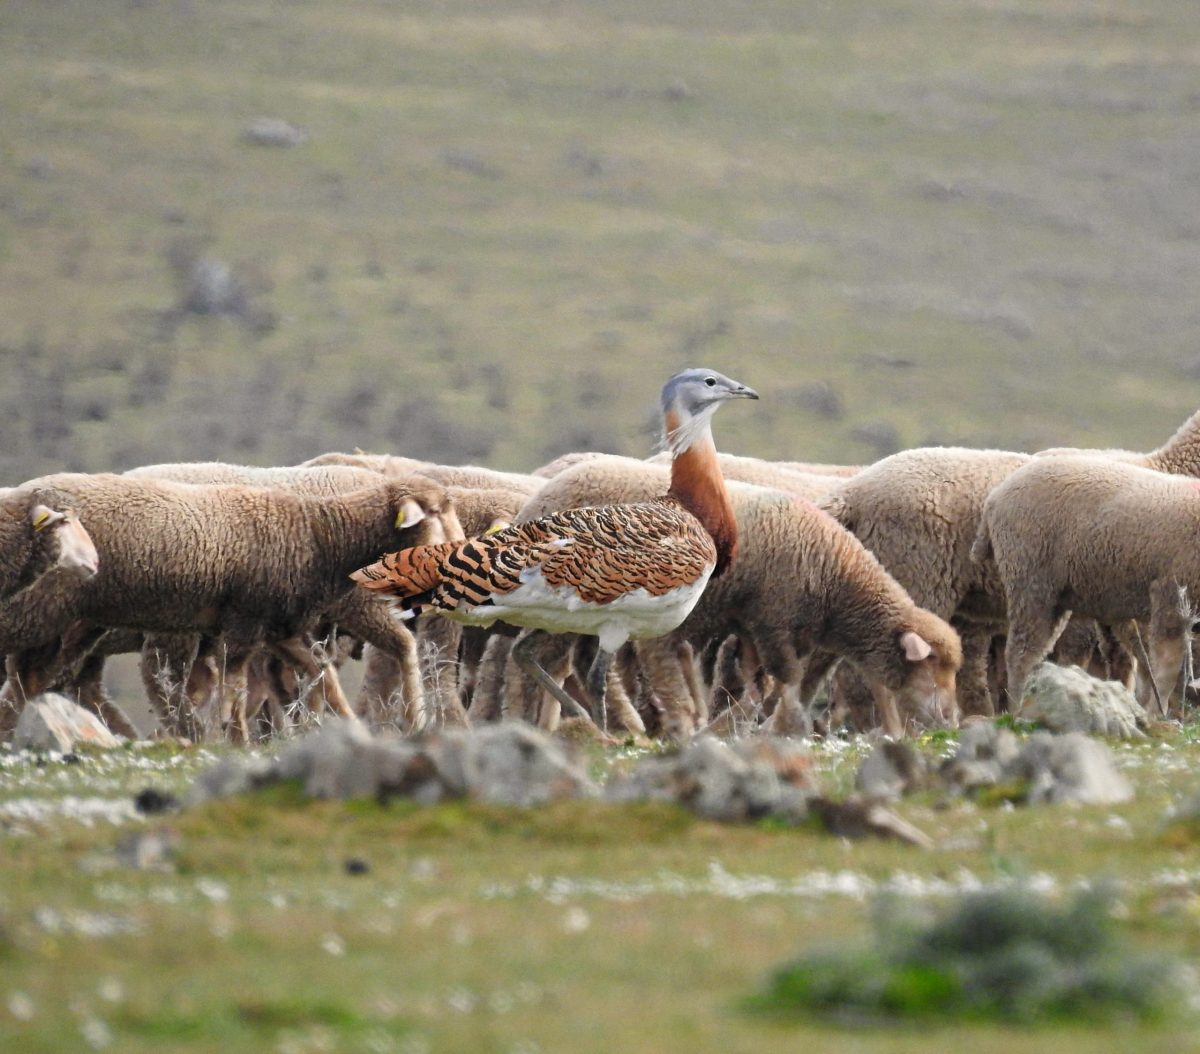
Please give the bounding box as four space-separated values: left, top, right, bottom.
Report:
512 630 592 724
583 647 613 731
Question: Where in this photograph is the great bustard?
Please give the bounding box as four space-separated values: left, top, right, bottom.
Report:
351 368 758 725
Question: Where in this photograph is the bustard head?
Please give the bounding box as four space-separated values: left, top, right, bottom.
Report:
661 368 758 454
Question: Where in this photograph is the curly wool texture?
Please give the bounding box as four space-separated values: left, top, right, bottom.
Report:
0 472 448 653
301 450 545 499
821 409 1200 624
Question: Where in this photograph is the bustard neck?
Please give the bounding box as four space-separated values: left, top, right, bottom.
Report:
664 407 738 575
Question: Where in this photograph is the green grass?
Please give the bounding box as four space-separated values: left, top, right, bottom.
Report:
2 0 1200 482
2 732 1200 1051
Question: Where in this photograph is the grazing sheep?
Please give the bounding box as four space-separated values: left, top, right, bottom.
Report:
0 472 447 740
973 455 1200 715
636 485 962 739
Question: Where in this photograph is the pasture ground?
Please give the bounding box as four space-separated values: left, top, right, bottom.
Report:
2 727 1199 1052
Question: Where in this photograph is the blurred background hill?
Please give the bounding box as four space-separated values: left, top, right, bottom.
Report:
2 0 1198 482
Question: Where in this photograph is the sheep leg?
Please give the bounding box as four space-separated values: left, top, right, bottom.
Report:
141 633 205 741
677 641 709 727
955 622 997 718
602 645 646 735
634 635 699 741
1003 596 1072 712
468 633 513 723
1148 579 1191 718
270 636 355 721
798 649 842 734
215 644 254 744
511 630 592 727
709 635 747 719
74 648 141 739
871 680 906 739
336 604 425 732
762 679 813 738
416 615 469 728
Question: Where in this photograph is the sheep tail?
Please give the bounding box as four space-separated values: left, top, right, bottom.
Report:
818 492 854 530
969 516 992 565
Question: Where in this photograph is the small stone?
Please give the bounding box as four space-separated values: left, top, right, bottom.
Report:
242 117 307 148
133 787 180 815
855 741 929 800
344 858 369 876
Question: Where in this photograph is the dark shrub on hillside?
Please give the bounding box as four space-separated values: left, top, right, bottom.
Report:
750 888 1192 1025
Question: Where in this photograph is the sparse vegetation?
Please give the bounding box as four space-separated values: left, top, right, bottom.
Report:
2 732 1200 1050
2 0 1200 483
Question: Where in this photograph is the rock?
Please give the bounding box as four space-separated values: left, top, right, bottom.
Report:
855 741 930 800
607 735 813 823
940 722 1021 793
1018 662 1147 738
242 117 307 148
457 723 597 806
273 719 383 800
188 755 273 803
133 787 180 815
115 829 179 871
1010 732 1134 805
190 720 596 807
810 796 934 848
12 693 122 752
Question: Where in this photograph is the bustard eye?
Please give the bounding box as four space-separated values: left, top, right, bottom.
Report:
704 376 717 387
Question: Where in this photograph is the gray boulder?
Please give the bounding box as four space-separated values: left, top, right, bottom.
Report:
855 741 931 800
1011 731 1134 805
1018 662 1147 738
12 693 122 752
607 736 814 823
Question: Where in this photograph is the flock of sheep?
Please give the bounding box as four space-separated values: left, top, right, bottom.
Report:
2 404 1199 744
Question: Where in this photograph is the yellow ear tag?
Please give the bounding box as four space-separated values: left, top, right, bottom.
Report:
32 510 51 532
484 522 506 535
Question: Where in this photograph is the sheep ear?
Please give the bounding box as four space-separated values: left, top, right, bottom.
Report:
900 631 932 662
395 499 426 530
30 504 65 532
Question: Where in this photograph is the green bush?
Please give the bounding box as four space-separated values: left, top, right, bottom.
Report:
750 888 1192 1025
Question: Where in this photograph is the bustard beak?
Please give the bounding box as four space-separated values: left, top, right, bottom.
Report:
729 383 759 400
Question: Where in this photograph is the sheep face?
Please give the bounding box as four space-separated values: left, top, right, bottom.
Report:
35 506 100 579
892 620 962 728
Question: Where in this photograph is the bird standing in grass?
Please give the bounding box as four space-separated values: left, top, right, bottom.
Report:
351 368 758 725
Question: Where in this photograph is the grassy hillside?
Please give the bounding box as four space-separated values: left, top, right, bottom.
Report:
2 0 1198 481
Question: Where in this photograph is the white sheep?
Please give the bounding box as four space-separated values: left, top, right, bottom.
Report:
973 455 1200 715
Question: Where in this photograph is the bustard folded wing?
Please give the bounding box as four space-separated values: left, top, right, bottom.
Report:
353 498 717 612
